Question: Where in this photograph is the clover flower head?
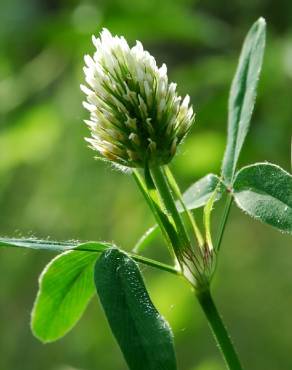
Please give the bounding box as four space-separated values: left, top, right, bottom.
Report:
81 28 195 168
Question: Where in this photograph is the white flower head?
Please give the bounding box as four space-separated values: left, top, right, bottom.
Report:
81 28 195 168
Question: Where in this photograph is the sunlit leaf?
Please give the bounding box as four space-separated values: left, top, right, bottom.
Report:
31 250 99 342
0 238 112 342
95 248 177 370
233 163 292 233
179 173 224 211
222 18 266 183
0 238 76 252
0 238 111 252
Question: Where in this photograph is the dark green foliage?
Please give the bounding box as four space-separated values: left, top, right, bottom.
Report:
94 248 177 370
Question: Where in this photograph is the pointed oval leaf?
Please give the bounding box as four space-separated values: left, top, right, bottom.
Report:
0 238 111 253
180 173 224 212
222 18 266 183
31 249 100 342
94 248 177 370
233 163 292 233
0 238 76 252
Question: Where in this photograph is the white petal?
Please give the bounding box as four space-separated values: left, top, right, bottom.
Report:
80 84 93 95
83 101 96 112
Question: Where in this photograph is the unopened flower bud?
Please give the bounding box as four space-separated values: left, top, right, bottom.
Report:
81 28 195 168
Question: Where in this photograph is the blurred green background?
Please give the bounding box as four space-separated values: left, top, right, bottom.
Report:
0 0 291 369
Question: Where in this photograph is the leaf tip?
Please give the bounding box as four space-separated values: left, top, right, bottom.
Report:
30 314 64 344
257 17 266 26
255 17 267 36
30 320 50 344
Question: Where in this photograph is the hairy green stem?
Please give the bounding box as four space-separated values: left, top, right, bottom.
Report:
132 169 177 259
78 248 180 275
0 237 180 276
196 289 243 370
129 252 181 275
164 166 204 247
215 193 233 251
134 167 241 369
150 166 191 252
132 225 159 253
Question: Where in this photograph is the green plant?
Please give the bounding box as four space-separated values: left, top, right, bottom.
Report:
1 18 292 370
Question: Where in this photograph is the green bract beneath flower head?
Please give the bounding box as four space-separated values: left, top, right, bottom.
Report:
81 28 195 168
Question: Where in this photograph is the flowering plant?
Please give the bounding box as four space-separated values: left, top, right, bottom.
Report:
1 18 292 370
81 28 194 168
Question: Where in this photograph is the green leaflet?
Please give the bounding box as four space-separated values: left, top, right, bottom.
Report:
94 248 177 370
28 241 110 342
0 238 112 253
233 163 292 234
222 18 266 184
179 173 223 212
0 238 76 252
31 250 99 342
0 238 178 342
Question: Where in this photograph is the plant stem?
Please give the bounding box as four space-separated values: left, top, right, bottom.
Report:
132 169 177 259
164 166 204 247
150 166 191 251
129 252 181 275
196 289 243 370
132 225 158 253
215 193 233 251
